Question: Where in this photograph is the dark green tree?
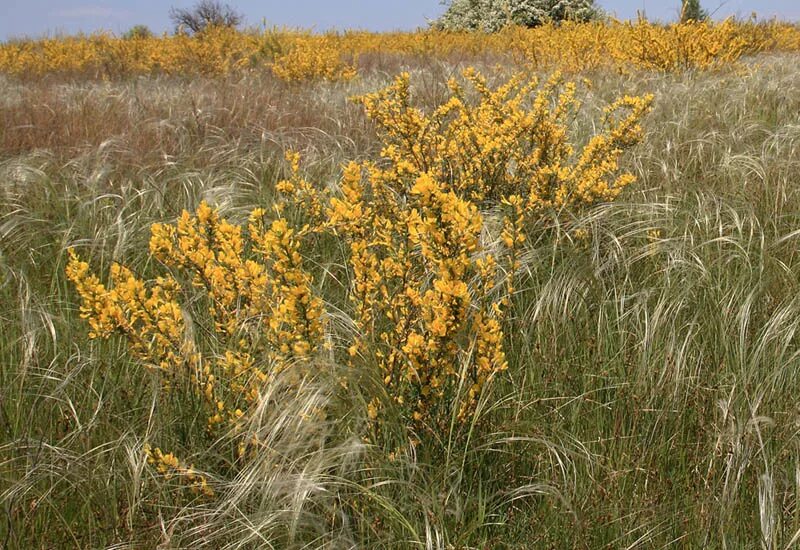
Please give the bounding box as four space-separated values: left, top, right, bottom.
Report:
122 25 153 40
680 0 709 23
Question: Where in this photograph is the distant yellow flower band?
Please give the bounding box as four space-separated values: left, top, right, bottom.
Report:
2 19 799 79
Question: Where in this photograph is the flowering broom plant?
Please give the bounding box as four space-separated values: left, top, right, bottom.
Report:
66 67 651 493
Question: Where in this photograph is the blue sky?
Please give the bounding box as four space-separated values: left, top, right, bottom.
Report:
2 1 799 40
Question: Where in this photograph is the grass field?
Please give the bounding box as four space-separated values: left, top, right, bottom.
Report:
2 41 800 548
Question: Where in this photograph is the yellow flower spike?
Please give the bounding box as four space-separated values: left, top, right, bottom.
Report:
367 400 380 421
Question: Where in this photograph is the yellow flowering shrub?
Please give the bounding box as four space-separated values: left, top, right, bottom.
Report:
0 27 278 78
67 67 651 460
614 18 763 72
271 37 357 82
277 69 650 437
147 202 324 366
263 150 508 434
65 249 192 372
144 444 214 498
67 200 325 488
327 163 507 432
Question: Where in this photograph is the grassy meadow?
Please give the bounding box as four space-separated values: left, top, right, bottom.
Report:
2 25 800 549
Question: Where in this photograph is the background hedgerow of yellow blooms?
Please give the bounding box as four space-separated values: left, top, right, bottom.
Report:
66 66 651 492
1 20 800 80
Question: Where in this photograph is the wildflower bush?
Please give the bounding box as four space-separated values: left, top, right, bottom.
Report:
65 68 652 496
66 200 325 489
326 161 508 436
619 17 763 71
271 37 357 82
325 71 650 438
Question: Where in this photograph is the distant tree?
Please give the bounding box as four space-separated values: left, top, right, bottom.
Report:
123 25 153 40
435 0 601 33
680 0 709 23
169 1 243 34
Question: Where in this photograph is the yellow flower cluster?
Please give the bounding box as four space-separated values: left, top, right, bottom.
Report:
144 444 214 498
3 20 799 79
609 18 764 72
348 19 800 73
248 214 325 360
356 69 652 217
69 200 324 435
271 37 357 83
65 249 193 373
69 198 326 490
